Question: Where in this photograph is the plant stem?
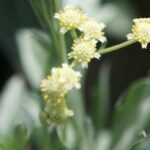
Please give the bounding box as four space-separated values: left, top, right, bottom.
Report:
70 61 79 68
98 40 136 55
59 35 68 62
46 18 59 51
54 0 59 11
54 0 68 63
70 30 78 39
38 0 60 57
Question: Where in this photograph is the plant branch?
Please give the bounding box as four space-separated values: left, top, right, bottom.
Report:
98 40 136 55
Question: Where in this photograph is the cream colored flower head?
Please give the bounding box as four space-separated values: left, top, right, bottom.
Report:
127 18 150 49
68 38 100 68
51 63 82 90
54 5 87 33
79 19 106 42
40 64 81 102
40 76 67 102
40 100 74 125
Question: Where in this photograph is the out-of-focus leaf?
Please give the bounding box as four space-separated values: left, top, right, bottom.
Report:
110 78 150 150
0 75 41 135
91 63 110 132
84 117 95 150
133 133 150 150
58 70 95 150
66 91 85 150
95 130 111 150
0 75 25 135
29 0 53 30
29 127 67 150
0 126 28 150
29 0 62 58
68 90 85 133
130 130 148 149
67 90 92 150
16 29 51 88
57 121 77 150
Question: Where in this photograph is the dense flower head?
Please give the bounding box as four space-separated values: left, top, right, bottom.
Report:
40 76 67 102
68 38 100 68
54 5 87 33
40 64 81 102
51 64 82 90
79 19 106 42
127 18 150 49
40 99 73 125
40 64 81 125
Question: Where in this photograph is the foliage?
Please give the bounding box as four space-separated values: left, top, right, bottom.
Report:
0 0 150 150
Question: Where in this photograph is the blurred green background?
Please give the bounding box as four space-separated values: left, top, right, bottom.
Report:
0 0 150 150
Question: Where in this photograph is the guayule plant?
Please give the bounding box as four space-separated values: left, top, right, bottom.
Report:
37 4 150 125
26 0 150 150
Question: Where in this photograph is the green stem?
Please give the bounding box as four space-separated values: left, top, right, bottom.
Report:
70 30 78 39
54 0 59 12
70 61 79 68
40 1 60 54
59 35 68 62
46 18 59 50
98 40 136 55
54 0 68 63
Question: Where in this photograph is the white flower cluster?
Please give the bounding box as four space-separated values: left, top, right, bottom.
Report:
55 5 106 67
41 5 150 126
40 64 81 125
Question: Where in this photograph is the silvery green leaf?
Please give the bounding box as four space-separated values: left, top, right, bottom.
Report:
91 63 110 132
135 134 150 150
84 117 95 150
95 130 111 150
0 75 25 135
68 90 85 133
110 79 150 150
16 29 50 88
57 121 77 150
0 75 41 135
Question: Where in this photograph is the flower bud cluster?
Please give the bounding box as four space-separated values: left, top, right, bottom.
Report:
55 5 106 67
40 99 73 125
40 4 150 126
40 64 81 125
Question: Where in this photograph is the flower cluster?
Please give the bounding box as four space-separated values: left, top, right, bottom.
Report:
55 5 106 67
40 4 150 126
40 99 73 125
40 64 81 125
127 18 150 49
